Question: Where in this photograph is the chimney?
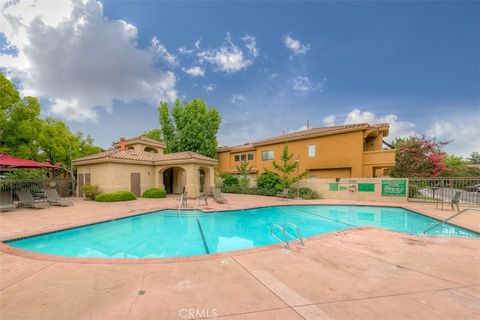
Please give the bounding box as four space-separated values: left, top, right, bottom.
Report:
119 137 126 151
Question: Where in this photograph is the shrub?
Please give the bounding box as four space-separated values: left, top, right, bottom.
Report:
142 188 167 198
256 172 282 191
220 173 239 187
287 187 320 200
95 191 136 202
81 184 102 200
221 184 321 200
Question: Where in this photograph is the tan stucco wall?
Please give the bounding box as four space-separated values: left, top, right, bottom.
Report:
218 130 395 179
127 143 164 154
77 163 154 195
299 178 408 203
77 161 215 198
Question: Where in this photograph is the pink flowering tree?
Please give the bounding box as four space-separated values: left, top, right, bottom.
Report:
389 136 447 177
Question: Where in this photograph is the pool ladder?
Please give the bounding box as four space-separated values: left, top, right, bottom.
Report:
422 208 480 234
270 223 305 250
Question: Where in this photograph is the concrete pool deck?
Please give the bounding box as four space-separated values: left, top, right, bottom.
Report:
0 194 479 319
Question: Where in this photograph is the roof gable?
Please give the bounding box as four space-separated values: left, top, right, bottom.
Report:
218 123 389 152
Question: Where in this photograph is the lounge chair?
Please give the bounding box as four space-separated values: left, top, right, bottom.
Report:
0 191 15 212
277 188 289 201
43 188 74 206
212 187 228 204
451 191 461 211
16 189 50 209
198 192 208 206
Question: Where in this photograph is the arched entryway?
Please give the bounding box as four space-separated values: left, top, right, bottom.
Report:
159 166 186 194
198 166 213 195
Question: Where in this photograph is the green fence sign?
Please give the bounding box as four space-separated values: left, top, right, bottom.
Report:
329 183 339 191
358 183 375 192
381 180 407 197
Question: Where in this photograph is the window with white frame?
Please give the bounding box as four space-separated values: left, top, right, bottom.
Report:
261 150 274 160
308 144 316 157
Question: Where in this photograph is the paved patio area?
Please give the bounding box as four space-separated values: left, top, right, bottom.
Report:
0 194 479 319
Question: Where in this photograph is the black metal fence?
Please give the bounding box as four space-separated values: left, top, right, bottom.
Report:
408 177 480 206
0 178 75 198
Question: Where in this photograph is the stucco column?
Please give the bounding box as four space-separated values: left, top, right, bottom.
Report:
184 164 200 198
154 167 165 189
207 167 215 194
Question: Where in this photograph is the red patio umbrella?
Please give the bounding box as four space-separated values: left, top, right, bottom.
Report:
0 154 59 169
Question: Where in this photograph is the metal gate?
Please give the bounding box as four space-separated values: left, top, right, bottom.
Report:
408 177 480 206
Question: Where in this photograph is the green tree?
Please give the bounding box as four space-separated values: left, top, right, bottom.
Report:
142 129 162 142
389 136 447 177
236 161 252 190
0 94 43 159
467 152 480 165
441 155 480 177
271 143 308 190
157 99 221 158
159 101 177 153
0 73 102 168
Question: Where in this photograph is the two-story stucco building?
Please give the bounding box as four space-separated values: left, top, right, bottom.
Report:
72 136 217 198
217 123 396 179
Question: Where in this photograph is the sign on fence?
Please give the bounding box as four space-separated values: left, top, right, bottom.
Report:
358 183 375 192
382 179 407 197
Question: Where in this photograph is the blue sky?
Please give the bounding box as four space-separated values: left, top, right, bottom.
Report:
0 0 479 156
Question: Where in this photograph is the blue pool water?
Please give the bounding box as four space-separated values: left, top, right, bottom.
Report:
6 205 478 258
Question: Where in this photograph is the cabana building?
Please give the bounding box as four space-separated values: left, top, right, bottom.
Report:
72 137 217 198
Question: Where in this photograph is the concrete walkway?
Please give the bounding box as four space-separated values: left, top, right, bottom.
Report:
0 195 479 319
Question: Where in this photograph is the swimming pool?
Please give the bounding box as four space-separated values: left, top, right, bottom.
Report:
6 205 478 259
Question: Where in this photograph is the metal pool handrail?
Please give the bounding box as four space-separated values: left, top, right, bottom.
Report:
270 224 290 249
422 208 480 234
284 222 305 246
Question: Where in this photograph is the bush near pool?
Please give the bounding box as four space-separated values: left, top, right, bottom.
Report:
142 188 167 198
95 191 137 202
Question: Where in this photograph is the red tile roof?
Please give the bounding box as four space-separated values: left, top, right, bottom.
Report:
218 123 389 152
113 136 166 148
73 149 217 164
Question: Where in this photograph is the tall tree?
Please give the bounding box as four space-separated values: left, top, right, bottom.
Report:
389 136 447 177
236 160 252 190
271 143 308 190
159 101 177 153
141 129 162 142
467 152 480 165
158 99 221 158
0 73 102 166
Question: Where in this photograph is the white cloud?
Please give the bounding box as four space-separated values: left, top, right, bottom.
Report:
323 109 416 140
241 35 259 57
197 33 258 73
343 109 416 139
426 118 480 157
270 73 279 79
150 36 178 66
182 66 204 77
203 84 215 93
177 47 193 55
282 34 310 58
323 115 336 127
292 76 326 93
231 93 247 104
195 39 201 50
0 0 177 122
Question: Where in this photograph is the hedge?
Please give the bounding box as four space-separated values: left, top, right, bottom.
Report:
95 191 137 202
142 188 167 198
221 185 321 199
